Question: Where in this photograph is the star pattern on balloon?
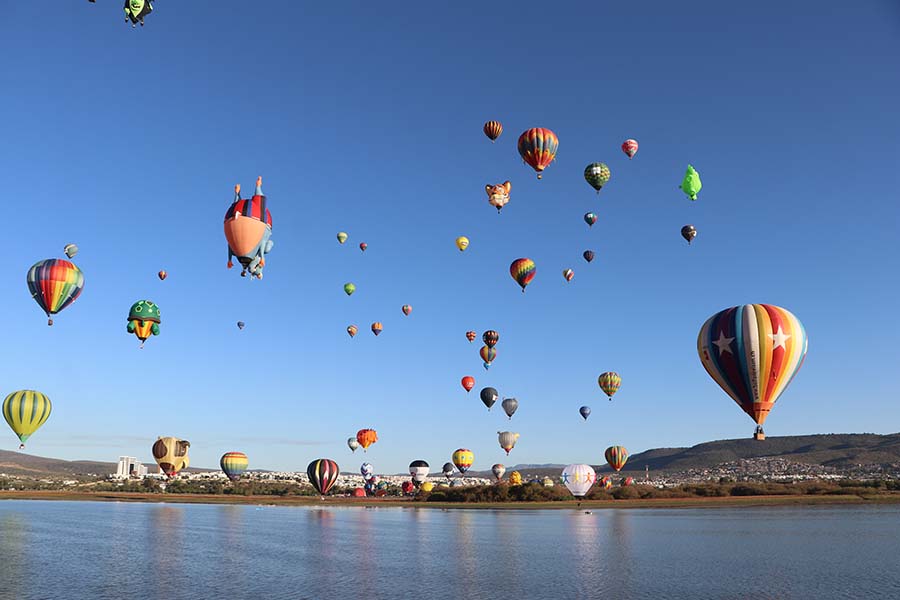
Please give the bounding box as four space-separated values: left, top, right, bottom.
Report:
768 326 791 350
713 331 735 355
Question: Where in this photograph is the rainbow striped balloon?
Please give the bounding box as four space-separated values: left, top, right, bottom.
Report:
698 304 808 430
27 259 84 325
509 258 536 293
605 445 629 472
598 372 622 400
517 128 558 179
220 451 249 482
3 390 51 446
307 459 340 495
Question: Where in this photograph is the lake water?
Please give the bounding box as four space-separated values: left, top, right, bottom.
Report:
1 501 899 599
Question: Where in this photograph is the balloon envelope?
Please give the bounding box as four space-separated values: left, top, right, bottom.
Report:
491 464 506 481
461 376 475 392
509 258 536 292
220 452 248 482
27 259 84 325
681 225 697 244
456 236 470 251
152 437 190 478
442 462 455 478
452 449 474 474
480 387 498 410
598 372 621 400
356 429 378 451
497 431 519 455
605 446 629 472
583 163 611 192
337 232 348 244
2 390 51 446
561 464 596 498
307 459 340 495
517 128 559 179
583 250 595 263
347 437 359 452
483 120 503 141
622 139 639 159
579 406 591 420
501 397 518 419
64 243 78 258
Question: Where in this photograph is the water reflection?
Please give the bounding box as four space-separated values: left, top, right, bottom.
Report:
0 513 26 599
149 504 184 598
566 510 602 597
452 511 478 598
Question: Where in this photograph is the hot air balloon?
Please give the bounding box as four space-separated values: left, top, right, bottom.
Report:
152 437 190 478
409 460 430 485
517 128 558 179
371 322 382 336
480 387 498 411
456 236 470 252
681 225 697 244
598 372 621 401
452 449 474 474
508 471 522 485
442 462 455 479
124 0 153 27
307 459 340 495
491 464 506 482
621 477 634 486
584 163 611 193
420 481 434 493
352 487 366 497
501 397 518 419
681 165 702 201
542 477 555 488
622 139 639 159
347 325 358 338
347 437 359 452
27 259 84 326
158 270 167 281
583 250 595 263
401 305 412 316
461 376 475 392
482 330 499 348
3 390 51 449
579 406 591 420
344 283 356 296
401 480 415 495
509 258 536 293
497 431 519 455
224 178 273 280
466 330 477 342
600 476 612 490
64 244 78 259
360 462 374 478
237 321 245 330
561 464 596 498
220 452 248 482
483 121 503 142
356 429 378 451
698 304 808 440
126 300 161 348
359 242 367 252
486 181 512 213
337 232 348 244
584 212 598 227
605 446 628 472
563 269 574 282
480 346 497 369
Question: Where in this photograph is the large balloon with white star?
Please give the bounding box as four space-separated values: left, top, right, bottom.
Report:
697 304 808 435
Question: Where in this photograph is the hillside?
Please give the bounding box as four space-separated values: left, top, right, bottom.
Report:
0 450 129 477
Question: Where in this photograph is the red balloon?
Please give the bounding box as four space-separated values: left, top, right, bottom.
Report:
461 376 475 392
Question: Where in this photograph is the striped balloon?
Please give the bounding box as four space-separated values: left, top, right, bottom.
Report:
583 163 611 192
347 325 358 338
371 322 383 336
509 258 536 293
483 120 503 142
482 330 499 348
563 269 574 282
452 448 474 473
605 445 628 472
479 345 497 366
598 372 622 400
3 390 51 446
307 459 340 495
517 128 559 179
220 451 249 482
27 259 84 325
622 139 639 159
697 304 808 432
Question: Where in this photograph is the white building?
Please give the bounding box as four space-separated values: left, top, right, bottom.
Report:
115 456 148 478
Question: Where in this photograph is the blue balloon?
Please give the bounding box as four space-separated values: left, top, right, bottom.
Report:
579 406 591 420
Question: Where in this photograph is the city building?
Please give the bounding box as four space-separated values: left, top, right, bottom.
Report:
115 456 148 478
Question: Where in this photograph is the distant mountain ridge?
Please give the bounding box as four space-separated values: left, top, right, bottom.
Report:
2 433 900 478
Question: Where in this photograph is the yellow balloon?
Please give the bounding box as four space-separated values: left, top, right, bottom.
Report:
2 390 51 447
420 481 434 493
508 471 522 486
456 236 470 251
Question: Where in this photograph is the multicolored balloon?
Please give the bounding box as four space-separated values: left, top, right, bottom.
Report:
124 0 153 27
224 178 273 280
563 269 574 282
598 372 621 401
63 243 78 259
356 428 378 451
359 242 367 252
220 452 248 482
486 181 512 213
561 464 596 498
152 437 190 478
480 387 498 411
371 322 382 336
480 345 497 369
583 250 595 263
584 163 611 192
337 232 348 244
681 164 702 201
401 305 412 316
482 330 499 348
579 406 591 420
622 139 639 159
126 300 160 348
347 437 359 452
584 212 598 227
605 446 628 472
497 431 519 455
697 304 808 439
483 120 503 142
452 448 474 474
461 376 475 392
307 459 340 495
347 325 358 338
491 463 506 482
621 477 634 486
158 270 167 281
681 225 697 245
501 397 518 419
456 236 470 252
517 128 559 179
600 476 612 490
3 390 51 448
27 258 84 326
509 258 536 293
360 462 374 478
466 330 477 342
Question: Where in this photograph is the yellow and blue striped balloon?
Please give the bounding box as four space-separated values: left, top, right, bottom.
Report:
220 451 249 482
3 390 52 446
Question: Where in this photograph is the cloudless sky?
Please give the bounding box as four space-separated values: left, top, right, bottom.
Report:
0 1 897 474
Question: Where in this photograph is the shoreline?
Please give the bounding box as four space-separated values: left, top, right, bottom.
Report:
2 491 899 509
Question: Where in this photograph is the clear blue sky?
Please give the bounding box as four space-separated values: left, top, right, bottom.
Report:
0 1 897 474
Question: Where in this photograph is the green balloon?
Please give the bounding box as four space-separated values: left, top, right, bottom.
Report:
681 164 702 201
584 163 611 192
344 283 356 296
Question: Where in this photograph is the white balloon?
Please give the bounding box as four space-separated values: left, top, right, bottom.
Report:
561 464 596 498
